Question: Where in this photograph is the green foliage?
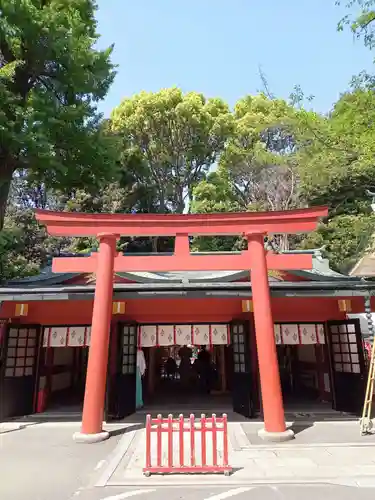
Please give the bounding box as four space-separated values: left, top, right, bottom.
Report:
110 88 234 213
297 89 375 212
191 94 302 253
220 94 300 214
3 0 375 279
191 169 240 214
0 0 117 227
0 230 39 281
191 169 242 252
294 84 375 271
301 214 375 273
337 1 375 50
0 210 45 280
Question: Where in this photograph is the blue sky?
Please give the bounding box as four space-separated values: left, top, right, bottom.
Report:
95 0 374 116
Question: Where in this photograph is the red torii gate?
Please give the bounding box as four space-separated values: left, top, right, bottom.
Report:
36 207 328 443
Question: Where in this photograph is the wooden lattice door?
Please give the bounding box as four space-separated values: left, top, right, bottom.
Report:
0 325 41 419
231 321 255 418
107 323 137 419
326 319 366 414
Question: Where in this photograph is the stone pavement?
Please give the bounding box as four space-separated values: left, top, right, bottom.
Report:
0 421 130 500
1 416 375 500
91 419 375 488
69 484 375 500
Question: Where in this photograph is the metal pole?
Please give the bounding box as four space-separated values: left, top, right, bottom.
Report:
360 293 375 434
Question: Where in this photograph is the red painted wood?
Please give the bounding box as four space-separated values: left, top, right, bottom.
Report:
144 466 232 474
174 233 190 255
143 413 231 476
52 251 313 273
190 414 195 467
0 296 349 326
145 415 151 469
81 234 117 435
157 414 162 467
179 414 184 467
223 414 229 467
36 389 47 413
35 207 328 237
201 414 207 467
248 234 286 434
212 414 218 466
168 414 173 469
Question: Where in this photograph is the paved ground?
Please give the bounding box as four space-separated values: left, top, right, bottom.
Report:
0 422 129 500
70 484 375 500
95 419 375 486
1 417 375 500
243 420 375 445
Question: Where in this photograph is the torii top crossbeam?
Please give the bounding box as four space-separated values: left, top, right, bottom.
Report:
35 207 327 237
35 207 328 273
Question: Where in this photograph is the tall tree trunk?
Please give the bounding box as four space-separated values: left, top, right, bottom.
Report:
150 187 166 253
0 160 14 230
151 236 158 253
176 186 185 213
279 234 290 252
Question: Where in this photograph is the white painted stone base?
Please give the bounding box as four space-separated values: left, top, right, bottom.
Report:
73 430 109 444
258 428 295 442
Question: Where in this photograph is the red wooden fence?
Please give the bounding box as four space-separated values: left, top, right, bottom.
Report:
143 413 231 476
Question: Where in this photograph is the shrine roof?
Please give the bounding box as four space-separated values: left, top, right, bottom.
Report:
0 278 372 303
5 249 355 288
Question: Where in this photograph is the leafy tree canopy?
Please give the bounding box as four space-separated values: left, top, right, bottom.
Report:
192 94 302 252
0 0 118 228
337 1 375 50
294 86 375 271
110 88 234 213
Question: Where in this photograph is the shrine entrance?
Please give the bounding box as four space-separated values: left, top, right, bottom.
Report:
108 321 255 419
35 206 328 443
118 322 250 416
39 346 89 415
143 344 232 412
34 325 91 416
275 320 366 416
275 322 330 410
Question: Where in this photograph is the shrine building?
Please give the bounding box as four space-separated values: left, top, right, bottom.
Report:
0 207 373 443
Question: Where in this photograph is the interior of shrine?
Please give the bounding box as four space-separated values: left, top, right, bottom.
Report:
277 344 331 407
142 344 233 410
38 346 88 414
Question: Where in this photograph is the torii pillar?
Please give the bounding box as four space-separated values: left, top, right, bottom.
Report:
73 233 118 443
248 233 294 441
35 206 328 443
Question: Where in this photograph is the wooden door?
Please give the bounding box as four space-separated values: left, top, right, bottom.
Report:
231 322 255 418
107 323 137 419
326 319 366 414
0 325 41 420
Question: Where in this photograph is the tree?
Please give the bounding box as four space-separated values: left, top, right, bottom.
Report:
191 169 242 252
283 1 375 271
0 0 117 228
295 87 375 271
220 95 300 220
0 168 77 281
192 94 302 252
337 1 375 50
110 88 234 214
301 214 375 273
0 148 163 280
296 90 374 211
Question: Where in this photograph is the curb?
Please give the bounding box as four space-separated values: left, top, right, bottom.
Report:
238 441 375 449
0 423 27 433
103 476 375 488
